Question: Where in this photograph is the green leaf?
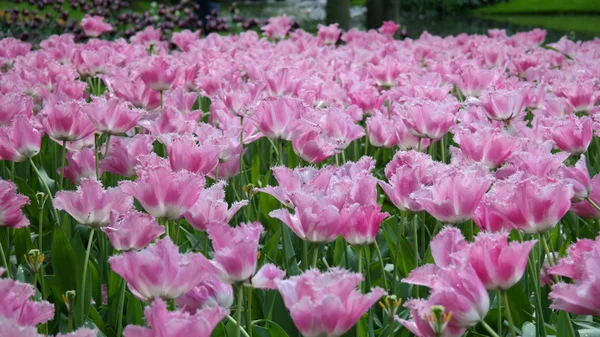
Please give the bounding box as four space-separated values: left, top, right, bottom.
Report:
126 294 144 326
506 285 534 329
13 226 34 269
50 226 77 294
556 311 572 337
396 235 416 277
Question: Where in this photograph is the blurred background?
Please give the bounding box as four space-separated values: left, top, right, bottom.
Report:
1 0 599 43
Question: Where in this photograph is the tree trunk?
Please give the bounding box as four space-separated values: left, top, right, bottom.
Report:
382 0 400 23
366 0 384 30
326 0 351 30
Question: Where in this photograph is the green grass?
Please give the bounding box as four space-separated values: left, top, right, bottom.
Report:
483 14 600 36
475 0 600 14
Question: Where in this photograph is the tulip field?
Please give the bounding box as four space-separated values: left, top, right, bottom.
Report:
2 13 600 337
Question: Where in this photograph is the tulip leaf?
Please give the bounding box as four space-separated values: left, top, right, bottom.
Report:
522 322 537 337
506 285 534 329
126 293 144 326
556 311 572 337
51 226 77 295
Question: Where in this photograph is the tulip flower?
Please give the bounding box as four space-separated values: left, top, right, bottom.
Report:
82 96 144 135
276 269 386 337
103 211 165 251
0 268 54 326
80 15 113 38
37 101 96 142
60 148 98 185
109 238 213 301
99 135 154 178
177 276 234 313
0 179 30 228
54 177 133 228
0 116 42 162
123 298 227 337
184 182 248 232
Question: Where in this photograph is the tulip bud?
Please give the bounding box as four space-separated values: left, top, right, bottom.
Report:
63 290 76 312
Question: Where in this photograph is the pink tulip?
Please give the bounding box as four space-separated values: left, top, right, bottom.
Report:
379 151 438 212
130 26 162 46
264 67 302 97
103 210 165 251
548 238 595 280
404 263 490 329
80 15 113 37
0 93 33 126
138 106 200 136
249 97 303 140
208 222 262 283
469 232 537 290
291 128 339 164
60 148 98 185
378 21 400 37
455 65 497 97
472 202 513 233
342 205 389 246
479 89 528 122
171 30 200 52
570 174 600 219
249 264 286 289
413 165 493 224
109 238 213 301
367 113 422 149
54 177 133 228
99 135 154 178
317 24 342 45
275 269 386 337
112 78 160 110
554 81 599 112
398 299 467 337
82 96 144 135
119 159 205 220
549 238 600 315
177 275 234 313
160 133 220 175
543 115 593 154
258 165 336 207
270 190 347 243
0 179 30 228
400 99 458 140
261 15 293 40
559 155 592 202
123 298 227 337
0 320 40 337
487 173 573 234
37 101 96 141
137 57 179 92
429 227 469 268
0 116 42 162
497 141 569 179
0 268 54 326
452 125 518 169
184 181 248 232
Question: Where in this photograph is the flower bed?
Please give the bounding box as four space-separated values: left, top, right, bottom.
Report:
1 15 599 337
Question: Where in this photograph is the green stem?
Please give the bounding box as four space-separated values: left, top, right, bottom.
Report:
388 310 395 337
94 134 100 178
0 236 11 278
60 140 67 190
497 290 503 337
79 229 95 324
586 197 600 213
480 320 501 337
373 241 389 290
246 287 253 337
517 231 546 337
412 213 419 265
357 246 364 275
236 284 244 337
29 158 60 225
502 290 517 337
539 234 559 283
116 279 127 337
392 215 402 293
227 315 250 337
302 240 309 271
160 90 164 112
104 134 112 159
467 219 474 242
312 244 319 268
